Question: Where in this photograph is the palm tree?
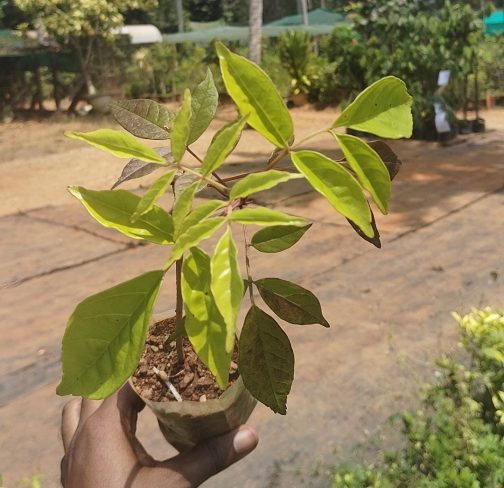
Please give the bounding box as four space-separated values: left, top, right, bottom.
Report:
248 0 263 64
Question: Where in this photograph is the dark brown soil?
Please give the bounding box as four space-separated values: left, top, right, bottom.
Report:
132 317 239 403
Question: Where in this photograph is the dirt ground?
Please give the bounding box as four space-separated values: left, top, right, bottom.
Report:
0 105 503 487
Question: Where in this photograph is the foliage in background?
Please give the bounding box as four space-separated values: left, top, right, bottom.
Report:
123 42 207 98
311 0 487 137
278 31 314 96
14 0 156 96
122 39 291 100
333 307 504 488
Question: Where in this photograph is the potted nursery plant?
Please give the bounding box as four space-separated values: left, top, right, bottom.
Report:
278 31 314 107
57 42 413 449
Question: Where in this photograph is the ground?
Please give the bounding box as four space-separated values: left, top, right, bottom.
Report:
0 106 503 487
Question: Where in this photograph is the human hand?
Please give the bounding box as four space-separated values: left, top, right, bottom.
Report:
60 384 258 487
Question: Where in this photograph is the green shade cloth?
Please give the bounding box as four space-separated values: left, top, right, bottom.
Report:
484 10 504 35
162 22 344 45
268 8 345 26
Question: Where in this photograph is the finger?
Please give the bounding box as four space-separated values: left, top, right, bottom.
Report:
78 398 103 427
61 398 81 452
161 425 258 487
95 383 153 464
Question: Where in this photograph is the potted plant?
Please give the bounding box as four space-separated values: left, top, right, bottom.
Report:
278 31 314 107
57 42 413 449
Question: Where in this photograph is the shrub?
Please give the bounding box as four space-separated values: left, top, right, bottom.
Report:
332 308 504 488
278 31 314 96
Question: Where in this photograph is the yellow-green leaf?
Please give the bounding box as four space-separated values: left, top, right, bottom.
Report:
210 227 243 353
131 170 176 222
335 134 391 214
69 186 174 244
57 270 163 399
291 150 373 237
182 247 231 388
171 89 192 162
239 305 294 414
201 116 248 176
65 129 167 163
165 217 226 268
332 76 413 139
230 170 302 199
230 207 307 227
172 182 199 237
178 200 226 237
188 69 218 144
216 42 293 148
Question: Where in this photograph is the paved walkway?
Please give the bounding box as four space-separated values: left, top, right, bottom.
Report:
0 109 503 487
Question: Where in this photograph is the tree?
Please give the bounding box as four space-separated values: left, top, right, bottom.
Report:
248 0 263 64
14 0 155 100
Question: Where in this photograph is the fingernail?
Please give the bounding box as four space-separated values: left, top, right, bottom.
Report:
233 428 257 454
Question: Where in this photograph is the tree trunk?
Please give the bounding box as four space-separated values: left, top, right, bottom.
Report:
73 37 97 97
248 0 263 65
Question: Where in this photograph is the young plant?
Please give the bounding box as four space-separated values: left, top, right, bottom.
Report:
57 42 413 415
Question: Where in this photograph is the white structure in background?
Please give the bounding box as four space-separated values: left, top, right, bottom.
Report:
434 69 452 134
111 25 163 45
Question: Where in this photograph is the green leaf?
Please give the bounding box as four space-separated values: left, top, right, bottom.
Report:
178 200 226 236
230 207 307 227
332 76 413 139
182 247 231 389
230 170 302 199
69 186 174 245
166 217 226 267
171 89 192 162
216 42 294 148
255 278 329 327
251 224 312 253
239 305 294 414
172 182 199 237
335 134 391 215
210 227 244 353
131 170 176 222
188 69 219 144
291 150 373 237
57 270 164 399
110 99 173 140
201 116 248 176
65 129 167 164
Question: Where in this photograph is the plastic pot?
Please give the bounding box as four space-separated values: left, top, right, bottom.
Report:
458 119 472 135
292 92 309 107
87 93 113 114
132 314 257 451
138 376 256 451
472 118 485 133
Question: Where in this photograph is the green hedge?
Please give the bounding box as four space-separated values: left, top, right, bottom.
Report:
333 308 504 488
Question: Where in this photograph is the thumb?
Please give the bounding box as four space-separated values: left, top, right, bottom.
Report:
163 425 258 487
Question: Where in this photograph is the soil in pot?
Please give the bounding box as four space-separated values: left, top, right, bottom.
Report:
132 317 240 403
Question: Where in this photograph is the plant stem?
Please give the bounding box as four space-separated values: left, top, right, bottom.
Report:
265 127 329 170
243 226 255 304
180 164 229 197
186 146 228 187
291 127 331 150
221 165 294 183
175 258 185 365
266 147 289 169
